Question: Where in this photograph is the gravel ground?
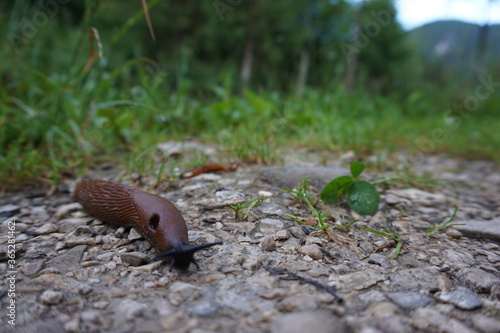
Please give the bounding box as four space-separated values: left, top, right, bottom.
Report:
1 145 499 333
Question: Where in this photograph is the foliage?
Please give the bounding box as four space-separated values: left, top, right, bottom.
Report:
284 179 330 232
321 162 380 215
426 207 462 236
359 219 406 258
228 196 264 221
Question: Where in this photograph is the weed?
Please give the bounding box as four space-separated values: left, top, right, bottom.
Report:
359 218 406 258
228 196 264 221
426 207 462 236
320 162 380 216
284 179 330 231
334 216 357 232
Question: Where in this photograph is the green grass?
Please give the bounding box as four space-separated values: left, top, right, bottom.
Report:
1 11 499 189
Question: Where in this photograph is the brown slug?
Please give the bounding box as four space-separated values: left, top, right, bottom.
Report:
73 179 222 270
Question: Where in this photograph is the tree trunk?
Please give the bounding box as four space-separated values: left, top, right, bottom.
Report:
296 49 310 97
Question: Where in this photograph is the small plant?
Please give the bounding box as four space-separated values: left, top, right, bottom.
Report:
228 196 264 221
334 216 357 232
320 161 380 216
284 179 330 231
359 219 406 258
426 207 461 236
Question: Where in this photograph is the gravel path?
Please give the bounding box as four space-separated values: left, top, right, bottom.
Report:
1 146 499 333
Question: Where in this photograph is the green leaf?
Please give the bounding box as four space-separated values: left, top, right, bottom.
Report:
320 175 354 204
347 180 380 215
350 161 365 178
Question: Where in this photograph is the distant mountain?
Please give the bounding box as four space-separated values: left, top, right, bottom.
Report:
408 20 500 71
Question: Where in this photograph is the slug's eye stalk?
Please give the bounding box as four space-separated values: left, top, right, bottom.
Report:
154 242 223 271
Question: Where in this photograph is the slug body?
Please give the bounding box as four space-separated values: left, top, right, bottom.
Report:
73 180 221 270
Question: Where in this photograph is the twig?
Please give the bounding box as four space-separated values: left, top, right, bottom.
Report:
264 265 342 302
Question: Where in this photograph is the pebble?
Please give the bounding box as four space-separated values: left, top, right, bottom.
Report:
49 245 87 272
260 218 284 234
53 202 82 219
270 310 349 333
436 289 482 310
456 267 499 292
0 204 20 217
35 222 59 234
40 290 63 305
169 282 201 306
117 299 146 320
298 244 323 260
127 228 143 241
260 235 277 252
242 257 260 271
120 252 149 266
471 314 500 333
386 291 434 310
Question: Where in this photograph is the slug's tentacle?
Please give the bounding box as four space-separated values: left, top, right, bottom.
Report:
73 179 222 270
154 241 223 271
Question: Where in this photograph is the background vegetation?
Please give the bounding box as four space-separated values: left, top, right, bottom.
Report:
0 0 499 189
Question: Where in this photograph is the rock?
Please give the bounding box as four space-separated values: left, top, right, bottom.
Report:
334 267 387 291
456 268 499 292
0 204 20 218
130 261 162 273
455 219 500 242
281 294 318 311
386 291 434 310
257 203 291 217
128 228 143 241
35 223 59 234
157 140 216 156
270 310 349 333
117 299 147 320
259 218 284 234
40 290 63 305
385 188 446 205
31 206 50 221
410 307 476 333
169 282 201 306
48 245 87 272
436 289 482 310
384 267 443 292
120 252 149 266
260 236 277 252
53 202 82 219
373 316 414 333
20 261 45 276
364 302 401 319
471 314 500 333
58 218 93 233
298 244 323 260
242 257 260 271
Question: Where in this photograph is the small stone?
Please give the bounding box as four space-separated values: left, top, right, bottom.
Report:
281 294 318 311
40 290 63 305
242 257 260 271
118 299 146 320
169 282 201 306
35 223 59 234
436 289 482 310
364 302 400 319
203 273 225 283
20 261 45 276
386 291 434 310
274 230 289 240
128 228 144 241
80 310 101 323
257 203 290 217
270 310 349 333
49 245 87 272
120 252 149 266
471 314 500 333
0 204 20 218
260 218 284 234
58 218 93 233
53 202 82 220
130 261 162 273
456 268 499 292
298 244 323 260
411 307 476 333
260 236 277 252
31 206 50 221
64 318 80 333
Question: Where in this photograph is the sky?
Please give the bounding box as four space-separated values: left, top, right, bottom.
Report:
395 0 500 30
